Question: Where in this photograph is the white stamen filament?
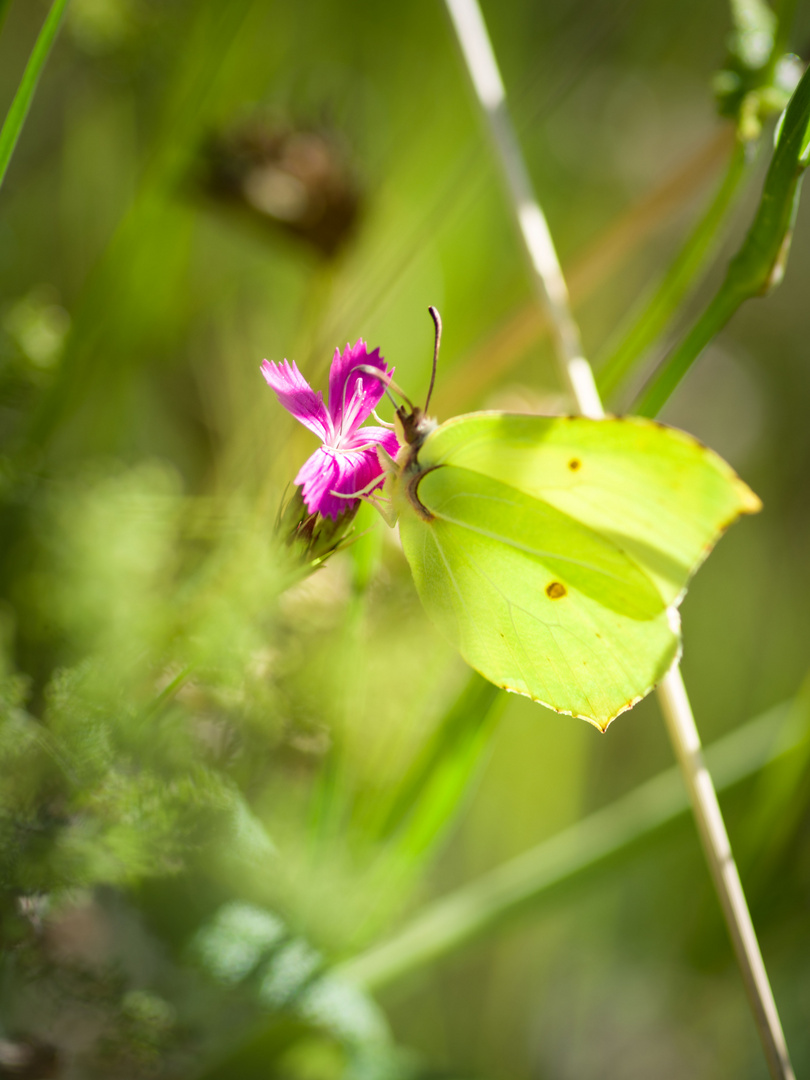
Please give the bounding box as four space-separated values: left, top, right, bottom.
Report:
372 409 396 429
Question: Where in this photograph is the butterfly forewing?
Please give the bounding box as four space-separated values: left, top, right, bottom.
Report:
420 413 761 607
418 466 665 619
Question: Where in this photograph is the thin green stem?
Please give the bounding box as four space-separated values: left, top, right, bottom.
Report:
635 62 810 416
656 670 795 1080
635 281 746 416
337 698 800 991
0 0 70 193
598 138 749 400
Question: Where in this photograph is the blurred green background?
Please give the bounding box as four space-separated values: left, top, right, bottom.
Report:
1 0 809 1077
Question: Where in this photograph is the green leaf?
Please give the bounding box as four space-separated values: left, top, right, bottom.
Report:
0 0 71 193
742 670 810 879
193 903 395 1080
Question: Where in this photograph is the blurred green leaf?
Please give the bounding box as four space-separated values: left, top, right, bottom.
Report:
743 670 810 883
195 1017 334 1080
192 901 399 1080
370 673 503 859
337 698 798 991
601 1 803 404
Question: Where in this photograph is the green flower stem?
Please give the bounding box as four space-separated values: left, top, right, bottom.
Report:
635 62 810 417
0 0 70 193
337 698 800 991
598 138 749 401
635 273 749 417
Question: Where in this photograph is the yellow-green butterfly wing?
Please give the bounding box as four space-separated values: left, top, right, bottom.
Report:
389 413 760 730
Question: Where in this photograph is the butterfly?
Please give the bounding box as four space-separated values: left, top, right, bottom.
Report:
377 309 761 731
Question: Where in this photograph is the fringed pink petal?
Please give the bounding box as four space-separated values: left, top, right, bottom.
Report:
261 359 332 441
344 426 401 458
327 340 393 439
294 447 344 519
294 428 400 520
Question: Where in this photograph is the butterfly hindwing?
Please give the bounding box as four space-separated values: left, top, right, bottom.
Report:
398 463 680 727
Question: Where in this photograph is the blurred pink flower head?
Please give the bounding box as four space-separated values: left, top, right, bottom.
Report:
262 340 400 520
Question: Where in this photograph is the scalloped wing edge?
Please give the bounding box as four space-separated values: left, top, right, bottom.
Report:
491 606 683 732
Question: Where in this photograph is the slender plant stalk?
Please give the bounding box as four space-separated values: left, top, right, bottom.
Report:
442 1 795 1076
635 62 810 416
0 0 70 192
597 138 749 400
635 282 745 415
337 696 799 991
444 0 603 419
656 670 795 1080
434 127 735 412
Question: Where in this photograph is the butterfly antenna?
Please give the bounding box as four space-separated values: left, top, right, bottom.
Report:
424 306 441 413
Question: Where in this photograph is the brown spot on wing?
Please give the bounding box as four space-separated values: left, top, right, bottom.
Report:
568 458 581 471
546 581 567 599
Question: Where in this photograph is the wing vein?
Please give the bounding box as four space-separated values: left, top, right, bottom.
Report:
433 500 636 586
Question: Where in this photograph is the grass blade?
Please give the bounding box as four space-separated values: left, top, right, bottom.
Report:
0 0 71 193
337 698 800 991
434 128 734 412
635 62 810 416
597 139 749 400
371 673 504 857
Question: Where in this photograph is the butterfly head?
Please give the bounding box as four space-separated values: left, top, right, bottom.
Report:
394 402 437 452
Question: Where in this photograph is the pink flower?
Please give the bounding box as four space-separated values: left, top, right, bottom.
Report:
262 340 400 520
